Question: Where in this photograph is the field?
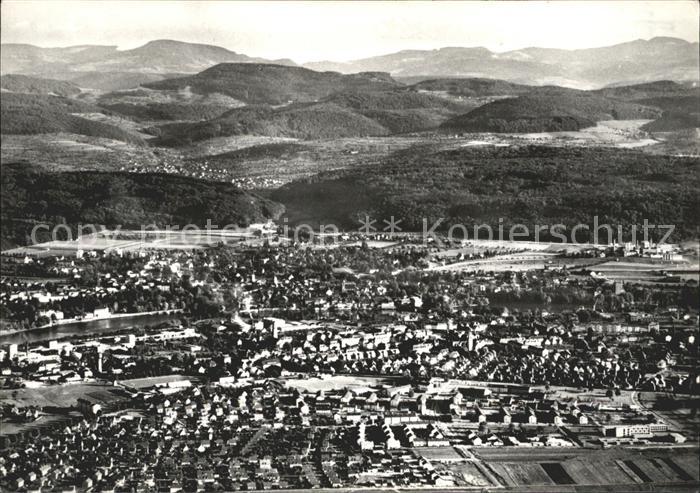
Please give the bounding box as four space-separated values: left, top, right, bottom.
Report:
3 118 688 189
0 383 127 437
281 375 398 393
0 382 121 409
475 447 699 489
487 462 555 486
0 133 157 172
2 228 262 256
432 251 573 272
589 259 699 283
442 461 493 487
119 374 193 390
446 119 670 151
638 392 700 437
413 446 464 462
503 120 660 148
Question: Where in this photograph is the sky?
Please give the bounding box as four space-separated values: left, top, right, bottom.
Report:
1 0 698 63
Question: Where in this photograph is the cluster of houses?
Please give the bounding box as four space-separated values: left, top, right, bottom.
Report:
1 234 696 491
2 368 686 492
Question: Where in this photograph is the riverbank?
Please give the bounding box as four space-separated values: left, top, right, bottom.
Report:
0 310 184 345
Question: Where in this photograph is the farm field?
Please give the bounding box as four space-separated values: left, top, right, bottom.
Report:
3 122 685 190
2 228 262 257
495 120 659 148
487 462 555 486
0 382 124 410
0 383 129 439
638 392 700 438
281 375 398 393
0 133 160 172
475 447 699 489
588 258 698 283
413 446 464 462
442 461 493 487
430 251 602 272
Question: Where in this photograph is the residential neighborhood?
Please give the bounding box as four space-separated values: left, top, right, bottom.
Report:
1 229 698 491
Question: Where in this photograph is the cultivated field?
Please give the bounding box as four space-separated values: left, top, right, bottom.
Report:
0 382 123 409
2 228 262 256
0 133 160 172
282 375 398 393
475 447 699 488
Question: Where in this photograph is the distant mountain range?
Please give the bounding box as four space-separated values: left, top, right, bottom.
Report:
0 40 297 91
2 37 697 90
305 37 699 89
1 39 296 74
3 65 697 144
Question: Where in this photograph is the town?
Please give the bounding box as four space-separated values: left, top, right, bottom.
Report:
1 226 698 491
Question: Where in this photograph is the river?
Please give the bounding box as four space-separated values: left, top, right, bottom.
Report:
0 313 183 346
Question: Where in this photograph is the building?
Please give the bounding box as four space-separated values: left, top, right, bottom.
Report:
602 422 668 438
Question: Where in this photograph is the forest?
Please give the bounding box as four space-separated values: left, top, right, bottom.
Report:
272 145 700 242
0 93 145 145
0 164 284 248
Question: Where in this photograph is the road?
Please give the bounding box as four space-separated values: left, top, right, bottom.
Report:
632 391 690 434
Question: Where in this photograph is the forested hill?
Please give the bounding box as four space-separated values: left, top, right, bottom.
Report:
407 78 532 97
0 74 82 97
0 164 284 248
143 63 399 105
148 90 471 144
440 91 661 133
0 93 145 145
272 145 699 242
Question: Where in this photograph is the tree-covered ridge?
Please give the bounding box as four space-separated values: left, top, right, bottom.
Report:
594 82 700 132
0 93 145 145
98 102 230 123
0 164 285 248
441 91 662 133
0 74 82 97
148 90 471 144
273 145 699 241
144 63 399 105
408 77 532 97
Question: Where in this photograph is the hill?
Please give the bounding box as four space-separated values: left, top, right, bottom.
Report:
0 74 81 97
593 80 696 101
271 145 699 241
4 37 697 89
63 71 186 92
100 102 231 123
635 94 700 114
324 90 464 111
151 102 391 144
305 37 699 89
440 91 661 133
637 95 700 132
96 86 245 122
593 81 700 133
323 91 469 133
0 40 296 76
641 112 700 132
0 163 284 248
143 63 399 105
149 90 470 143
408 78 532 97
0 93 145 145
0 44 119 74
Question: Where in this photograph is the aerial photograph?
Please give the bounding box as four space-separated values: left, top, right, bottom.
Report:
0 0 698 491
